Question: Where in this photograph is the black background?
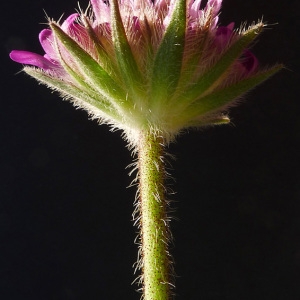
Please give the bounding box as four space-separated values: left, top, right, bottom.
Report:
1 0 299 299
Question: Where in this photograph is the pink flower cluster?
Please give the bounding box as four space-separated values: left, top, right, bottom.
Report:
10 0 280 144
10 0 257 78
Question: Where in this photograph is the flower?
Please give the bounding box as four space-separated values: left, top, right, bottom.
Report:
10 0 281 146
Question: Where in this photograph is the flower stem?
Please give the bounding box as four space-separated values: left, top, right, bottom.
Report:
137 131 171 300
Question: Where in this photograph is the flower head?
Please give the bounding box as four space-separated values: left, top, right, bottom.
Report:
10 0 281 146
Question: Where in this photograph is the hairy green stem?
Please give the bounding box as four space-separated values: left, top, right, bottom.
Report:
137 131 172 300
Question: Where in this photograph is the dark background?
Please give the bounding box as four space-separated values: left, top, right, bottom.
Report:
1 0 299 299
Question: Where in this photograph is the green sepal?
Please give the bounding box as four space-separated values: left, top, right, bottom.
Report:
110 0 145 102
150 0 186 106
181 64 283 125
172 23 264 109
81 15 116 77
50 37 127 117
176 27 210 93
193 115 231 127
24 66 123 124
50 23 129 109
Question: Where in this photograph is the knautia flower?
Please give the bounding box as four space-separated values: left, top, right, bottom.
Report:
10 0 280 146
10 0 282 299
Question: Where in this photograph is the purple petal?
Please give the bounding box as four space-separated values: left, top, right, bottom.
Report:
61 13 80 33
214 23 234 48
240 50 258 74
39 29 58 62
10 50 59 70
189 0 202 18
132 16 141 31
154 0 169 10
207 1 223 28
91 0 110 24
63 14 91 44
134 0 153 10
206 0 222 16
163 0 176 28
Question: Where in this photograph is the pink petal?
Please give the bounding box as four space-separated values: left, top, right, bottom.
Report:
39 14 81 64
9 50 59 70
133 0 153 10
188 0 222 29
154 0 169 10
163 0 176 28
91 0 110 24
132 16 141 31
205 0 222 29
207 0 222 16
190 0 202 18
61 13 80 33
39 29 58 61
